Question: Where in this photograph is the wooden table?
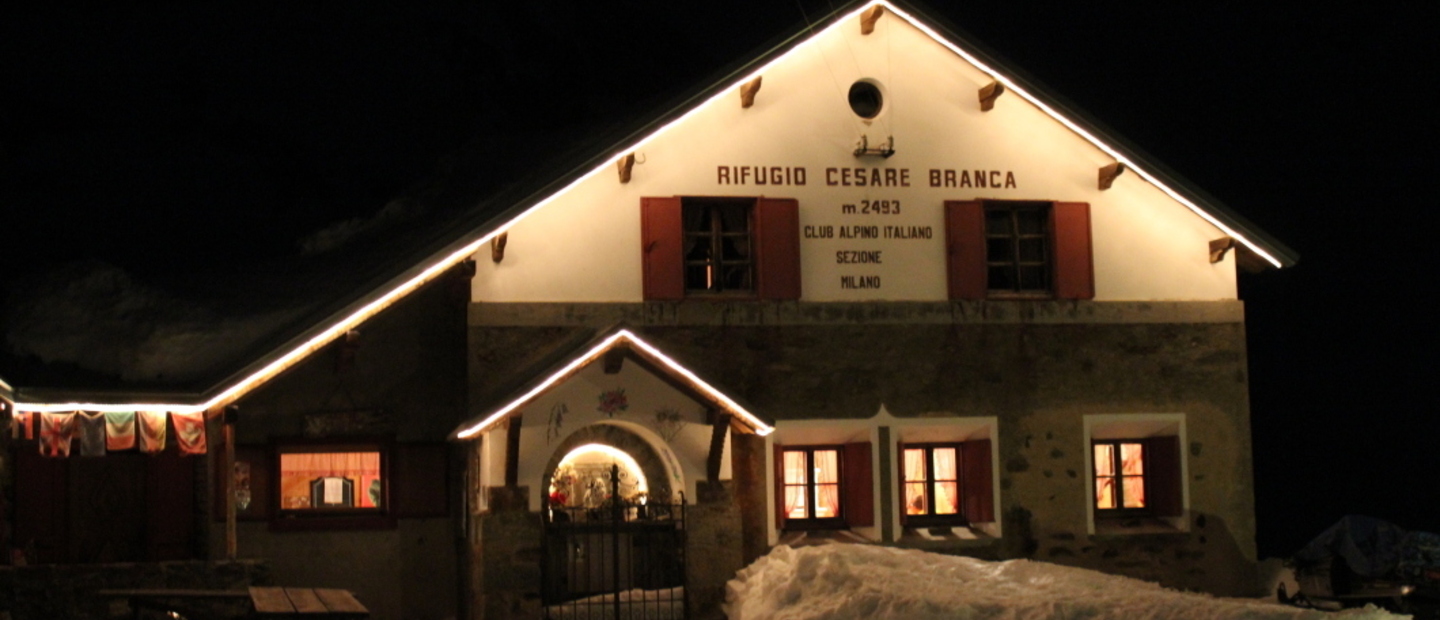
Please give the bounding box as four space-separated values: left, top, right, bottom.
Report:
95 587 368 619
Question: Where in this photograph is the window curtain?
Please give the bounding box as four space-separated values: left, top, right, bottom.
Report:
933 448 959 515
783 451 806 518
280 452 381 508
814 450 839 519
903 449 927 515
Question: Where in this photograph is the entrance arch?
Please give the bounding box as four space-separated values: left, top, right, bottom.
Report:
541 423 676 505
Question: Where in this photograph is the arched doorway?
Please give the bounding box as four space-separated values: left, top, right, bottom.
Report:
540 422 677 507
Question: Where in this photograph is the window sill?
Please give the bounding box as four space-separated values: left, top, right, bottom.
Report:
1092 516 1185 537
269 513 397 532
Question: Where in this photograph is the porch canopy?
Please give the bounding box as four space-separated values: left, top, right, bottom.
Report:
450 324 773 441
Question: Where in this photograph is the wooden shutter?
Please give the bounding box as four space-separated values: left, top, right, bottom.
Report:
961 439 994 523
842 442 874 527
393 443 450 518
1051 202 1095 300
754 197 801 300
13 448 69 564
944 201 987 300
1146 435 1184 518
146 447 197 560
641 197 684 300
773 443 786 529
212 445 271 521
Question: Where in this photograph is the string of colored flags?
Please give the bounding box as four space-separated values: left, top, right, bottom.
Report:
9 410 207 457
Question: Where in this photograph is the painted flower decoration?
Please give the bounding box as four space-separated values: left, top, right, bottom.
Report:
597 388 629 417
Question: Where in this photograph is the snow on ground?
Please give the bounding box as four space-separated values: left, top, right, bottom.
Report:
726 544 1404 620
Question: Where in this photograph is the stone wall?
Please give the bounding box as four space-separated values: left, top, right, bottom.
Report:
469 300 1260 596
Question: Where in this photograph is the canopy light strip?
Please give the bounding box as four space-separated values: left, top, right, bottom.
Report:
456 329 772 439
13 0 1278 414
876 1 1283 269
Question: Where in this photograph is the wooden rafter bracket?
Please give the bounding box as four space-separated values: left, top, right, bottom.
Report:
740 76 763 109
1098 162 1126 190
490 232 508 263
617 153 636 184
860 5 884 35
603 347 626 374
1209 236 1235 264
978 81 1005 111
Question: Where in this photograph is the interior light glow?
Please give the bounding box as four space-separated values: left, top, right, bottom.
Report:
875 1 1283 269
455 329 772 440
11 0 1281 416
558 443 649 493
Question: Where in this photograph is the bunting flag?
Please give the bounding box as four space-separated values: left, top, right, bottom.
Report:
138 410 168 454
105 411 137 451
12 411 34 440
39 412 77 457
172 411 207 455
77 411 107 457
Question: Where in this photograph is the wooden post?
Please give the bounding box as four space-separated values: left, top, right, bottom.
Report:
504 414 522 488
223 407 237 561
706 412 732 484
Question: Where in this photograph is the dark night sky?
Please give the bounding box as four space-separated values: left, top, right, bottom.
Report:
2 2 1436 557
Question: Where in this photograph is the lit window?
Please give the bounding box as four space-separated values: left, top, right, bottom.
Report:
782 447 843 523
1093 441 1146 511
278 447 384 512
902 445 961 524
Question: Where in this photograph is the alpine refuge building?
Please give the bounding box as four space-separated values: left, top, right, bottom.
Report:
0 2 1295 619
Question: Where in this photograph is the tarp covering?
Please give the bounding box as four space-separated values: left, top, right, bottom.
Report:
1293 515 1440 580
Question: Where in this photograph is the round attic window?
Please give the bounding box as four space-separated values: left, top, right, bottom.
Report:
848 81 883 118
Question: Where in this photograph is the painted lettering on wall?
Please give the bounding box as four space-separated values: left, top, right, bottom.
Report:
928 169 1017 189
716 166 807 186
714 165 1018 189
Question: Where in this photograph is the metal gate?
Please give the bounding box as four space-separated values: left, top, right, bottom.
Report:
541 465 687 619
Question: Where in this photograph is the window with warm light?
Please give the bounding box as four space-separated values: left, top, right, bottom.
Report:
277 445 385 513
901 444 964 526
1093 441 1146 512
781 447 844 527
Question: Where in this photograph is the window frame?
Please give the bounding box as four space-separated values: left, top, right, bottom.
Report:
682 197 756 296
983 201 1053 298
641 196 801 301
1091 439 1150 517
779 445 848 530
269 437 396 532
899 442 969 527
1083 414 1187 535
943 199 1094 301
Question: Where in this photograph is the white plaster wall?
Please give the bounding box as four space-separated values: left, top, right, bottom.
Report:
472 11 1235 303
480 361 728 511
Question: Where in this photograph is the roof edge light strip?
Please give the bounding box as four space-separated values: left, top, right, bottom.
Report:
14 0 1275 414
7 3 874 416
455 329 772 440
877 1 1283 269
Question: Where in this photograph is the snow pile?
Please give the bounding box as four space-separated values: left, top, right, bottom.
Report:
725 544 1403 620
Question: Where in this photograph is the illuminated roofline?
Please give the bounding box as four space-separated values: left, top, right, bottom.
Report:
12 0 1283 414
454 329 773 440
875 0 1283 269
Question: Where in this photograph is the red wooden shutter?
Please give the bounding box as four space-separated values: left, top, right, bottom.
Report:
842 442 874 527
754 197 801 300
14 448 69 564
147 447 196 560
961 439 994 523
394 443 449 518
944 201 987 300
1147 436 1184 518
1051 202 1095 300
773 443 786 529
641 197 684 300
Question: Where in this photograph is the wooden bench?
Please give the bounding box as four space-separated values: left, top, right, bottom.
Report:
96 587 368 619
249 587 369 618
